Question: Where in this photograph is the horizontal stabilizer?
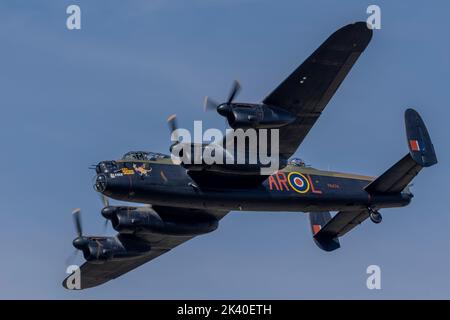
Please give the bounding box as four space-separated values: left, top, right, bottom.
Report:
315 209 369 239
365 154 421 193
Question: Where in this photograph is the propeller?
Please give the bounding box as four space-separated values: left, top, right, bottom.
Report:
73 208 83 238
227 80 241 104
203 96 219 112
167 114 179 142
65 249 79 266
66 208 88 266
168 114 184 155
98 194 110 231
204 80 241 112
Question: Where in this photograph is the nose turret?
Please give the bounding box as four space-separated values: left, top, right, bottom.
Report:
94 174 107 192
95 161 118 174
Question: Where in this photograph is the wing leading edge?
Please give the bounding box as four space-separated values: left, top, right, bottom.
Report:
63 208 228 290
190 22 373 188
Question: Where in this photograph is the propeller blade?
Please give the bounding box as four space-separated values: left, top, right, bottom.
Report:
227 80 241 104
98 193 109 208
203 96 219 112
98 194 111 231
65 250 79 266
167 114 179 141
102 219 109 233
167 114 177 131
72 208 82 238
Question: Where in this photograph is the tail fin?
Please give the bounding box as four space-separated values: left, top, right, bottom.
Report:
404 108 437 167
309 212 341 251
365 108 437 194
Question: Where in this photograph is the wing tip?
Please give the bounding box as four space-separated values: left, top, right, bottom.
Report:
333 21 373 50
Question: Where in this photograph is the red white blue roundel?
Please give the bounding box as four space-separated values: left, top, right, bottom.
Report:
287 172 310 194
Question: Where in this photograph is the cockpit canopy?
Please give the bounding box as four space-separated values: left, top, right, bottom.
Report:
121 151 170 161
288 157 306 167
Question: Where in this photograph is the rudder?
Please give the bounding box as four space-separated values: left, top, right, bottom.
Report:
365 108 437 194
405 108 437 167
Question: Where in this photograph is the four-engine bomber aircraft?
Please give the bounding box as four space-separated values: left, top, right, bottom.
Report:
63 22 437 289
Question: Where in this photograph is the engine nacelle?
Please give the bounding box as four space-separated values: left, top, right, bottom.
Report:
170 142 288 175
102 206 218 236
74 236 151 264
170 142 210 171
223 104 296 129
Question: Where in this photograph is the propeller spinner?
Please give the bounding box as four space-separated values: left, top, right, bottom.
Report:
204 80 241 115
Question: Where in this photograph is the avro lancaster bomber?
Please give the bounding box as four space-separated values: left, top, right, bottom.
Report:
63 22 437 289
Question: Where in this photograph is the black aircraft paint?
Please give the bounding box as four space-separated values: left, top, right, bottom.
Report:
63 22 437 290
94 160 411 213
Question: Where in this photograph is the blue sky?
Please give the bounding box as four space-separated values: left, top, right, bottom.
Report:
0 0 449 299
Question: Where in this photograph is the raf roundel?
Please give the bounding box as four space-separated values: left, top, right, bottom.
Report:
287 172 310 194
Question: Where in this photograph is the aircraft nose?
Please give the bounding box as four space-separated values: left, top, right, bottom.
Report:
94 174 107 192
95 161 118 174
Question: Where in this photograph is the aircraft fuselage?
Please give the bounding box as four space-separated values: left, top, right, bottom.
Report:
95 160 412 213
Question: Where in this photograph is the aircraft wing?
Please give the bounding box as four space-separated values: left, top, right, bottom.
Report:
63 208 228 290
263 22 373 158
